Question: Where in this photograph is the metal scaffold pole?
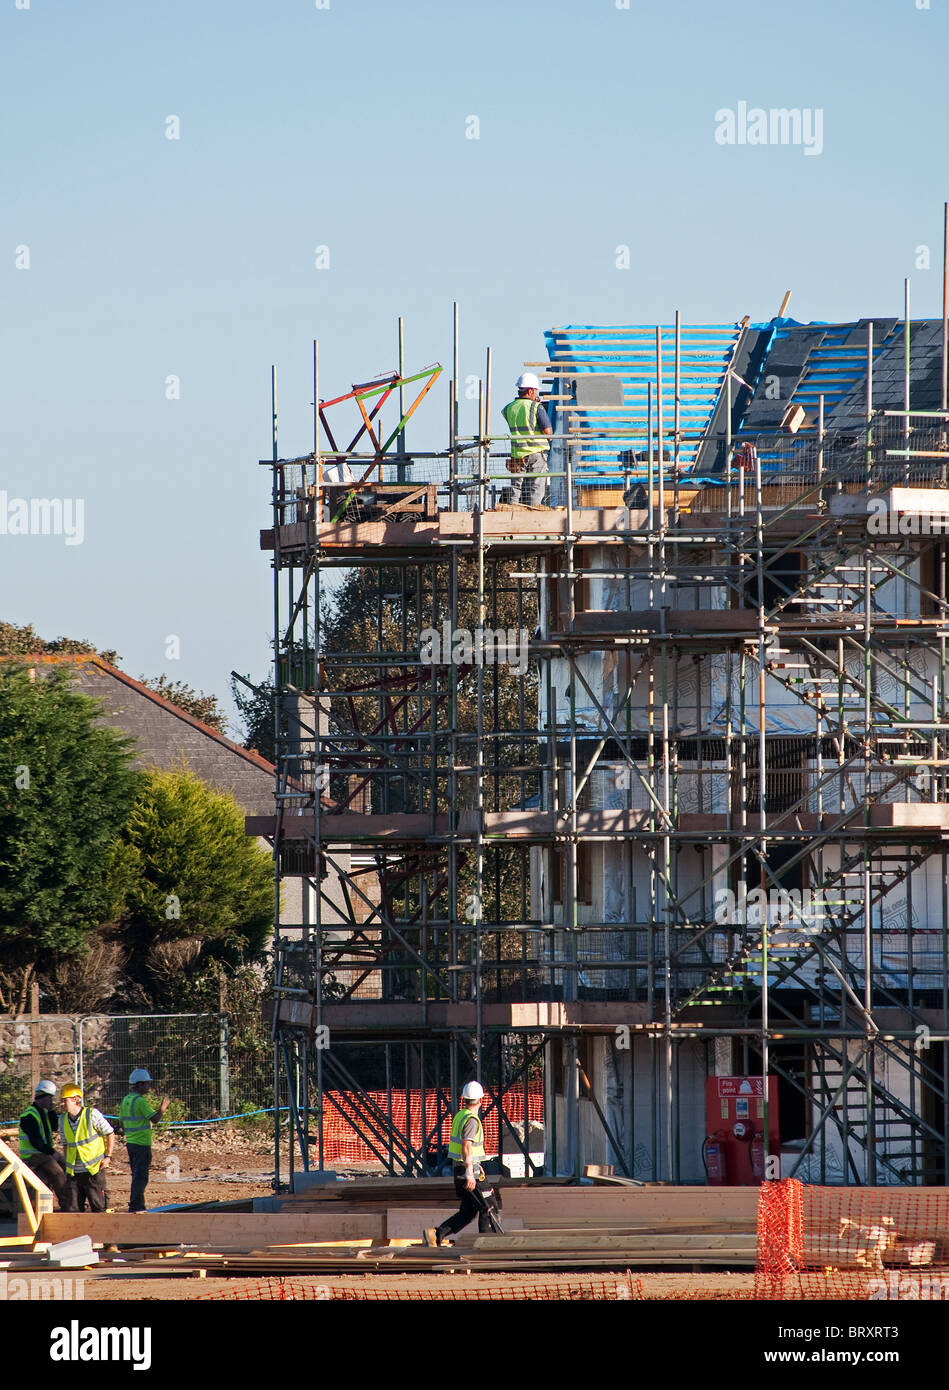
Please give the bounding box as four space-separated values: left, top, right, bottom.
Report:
260 302 949 1192
270 363 282 1193
475 372 486 1081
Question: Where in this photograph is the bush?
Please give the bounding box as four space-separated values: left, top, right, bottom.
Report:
232 1100 271 1135
116 768 272 1012
0 1073 30 1123
144 1093 187 1135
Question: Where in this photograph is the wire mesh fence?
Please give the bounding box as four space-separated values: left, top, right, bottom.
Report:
0 1013 277 1125
0 1015 78 1122
78 1014 224 1119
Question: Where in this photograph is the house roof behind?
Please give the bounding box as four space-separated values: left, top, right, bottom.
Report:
8 654 276 816
735 317 947 463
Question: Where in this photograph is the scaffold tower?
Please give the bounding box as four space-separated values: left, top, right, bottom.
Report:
258 297 949 1187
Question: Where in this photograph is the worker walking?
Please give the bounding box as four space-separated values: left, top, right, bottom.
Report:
60 1084 115 1214
501 372 553 507
18 1080 69 1208
423 1081 501 1247
119 1068 170 1213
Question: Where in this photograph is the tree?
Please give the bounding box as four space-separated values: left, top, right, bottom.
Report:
39 937 127 1015
0 620 119 666
117 767 272 1010
318 559 539 997
0 620 228 732
137 674 229 735
0 666 139 1013
230 672 275 763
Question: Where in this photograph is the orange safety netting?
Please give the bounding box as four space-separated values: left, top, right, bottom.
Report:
314 1084 543 1164
756 1178 949 1300
197 1275 637 1301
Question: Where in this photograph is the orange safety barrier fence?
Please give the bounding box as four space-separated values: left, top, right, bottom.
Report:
196 1274 637 1301
315 1084 543 1164
194 1180 949 1302
756 1178 949 1300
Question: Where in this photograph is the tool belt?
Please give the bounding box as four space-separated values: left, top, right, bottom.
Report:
472 1182 504 1232
506 456 526 473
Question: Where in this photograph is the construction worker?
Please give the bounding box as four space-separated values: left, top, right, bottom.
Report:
60 1084 114 1214
423 1081 498 1247
501 372 553 507
119 1068 170 1213
18 1080 69 1208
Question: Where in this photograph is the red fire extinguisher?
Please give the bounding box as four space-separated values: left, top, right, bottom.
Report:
750 1130 766 1181
704 1132 728 1185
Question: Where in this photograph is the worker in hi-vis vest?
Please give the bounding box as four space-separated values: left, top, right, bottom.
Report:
119 1069 170 1213
60 1083 115 1213
501 372 553 507
423 1081 500 1247
18 1080 69 1207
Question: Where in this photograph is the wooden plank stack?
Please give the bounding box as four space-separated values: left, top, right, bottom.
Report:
18 1181 949 1285
26 1182 763 1277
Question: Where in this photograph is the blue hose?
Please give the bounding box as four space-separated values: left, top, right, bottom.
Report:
1 1106 295 1129
151 1106 290 1128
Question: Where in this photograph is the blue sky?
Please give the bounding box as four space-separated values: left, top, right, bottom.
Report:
2 0 947 730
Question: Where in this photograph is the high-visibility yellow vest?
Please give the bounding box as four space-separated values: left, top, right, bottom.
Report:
502 397 550 459
18 1104 55 1160
447 1108 485 1163
119 1092 153 1147
62 1107 106 1176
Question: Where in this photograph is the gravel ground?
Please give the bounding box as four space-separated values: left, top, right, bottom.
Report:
92 1124 292 1208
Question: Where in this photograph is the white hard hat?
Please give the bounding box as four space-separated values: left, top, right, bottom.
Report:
129 1069 152 1085
35 1080 56 1097
461 1080 485 1101
516 372 540 391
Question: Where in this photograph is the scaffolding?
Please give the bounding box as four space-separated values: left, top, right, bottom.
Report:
261 296 949 1187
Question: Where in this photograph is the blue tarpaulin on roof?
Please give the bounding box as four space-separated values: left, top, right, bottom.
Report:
543 322 743 480
542 316 949 486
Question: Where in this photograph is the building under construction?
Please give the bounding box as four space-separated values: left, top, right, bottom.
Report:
255 301 949 1188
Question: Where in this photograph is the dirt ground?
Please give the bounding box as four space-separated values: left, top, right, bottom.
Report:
100 1124 286 1208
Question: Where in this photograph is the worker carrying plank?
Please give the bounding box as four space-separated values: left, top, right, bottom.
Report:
119 1068 170 1213
423 1081 503 1247
501 373 552 508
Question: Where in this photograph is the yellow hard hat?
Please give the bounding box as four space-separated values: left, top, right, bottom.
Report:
60 1084 82 1100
